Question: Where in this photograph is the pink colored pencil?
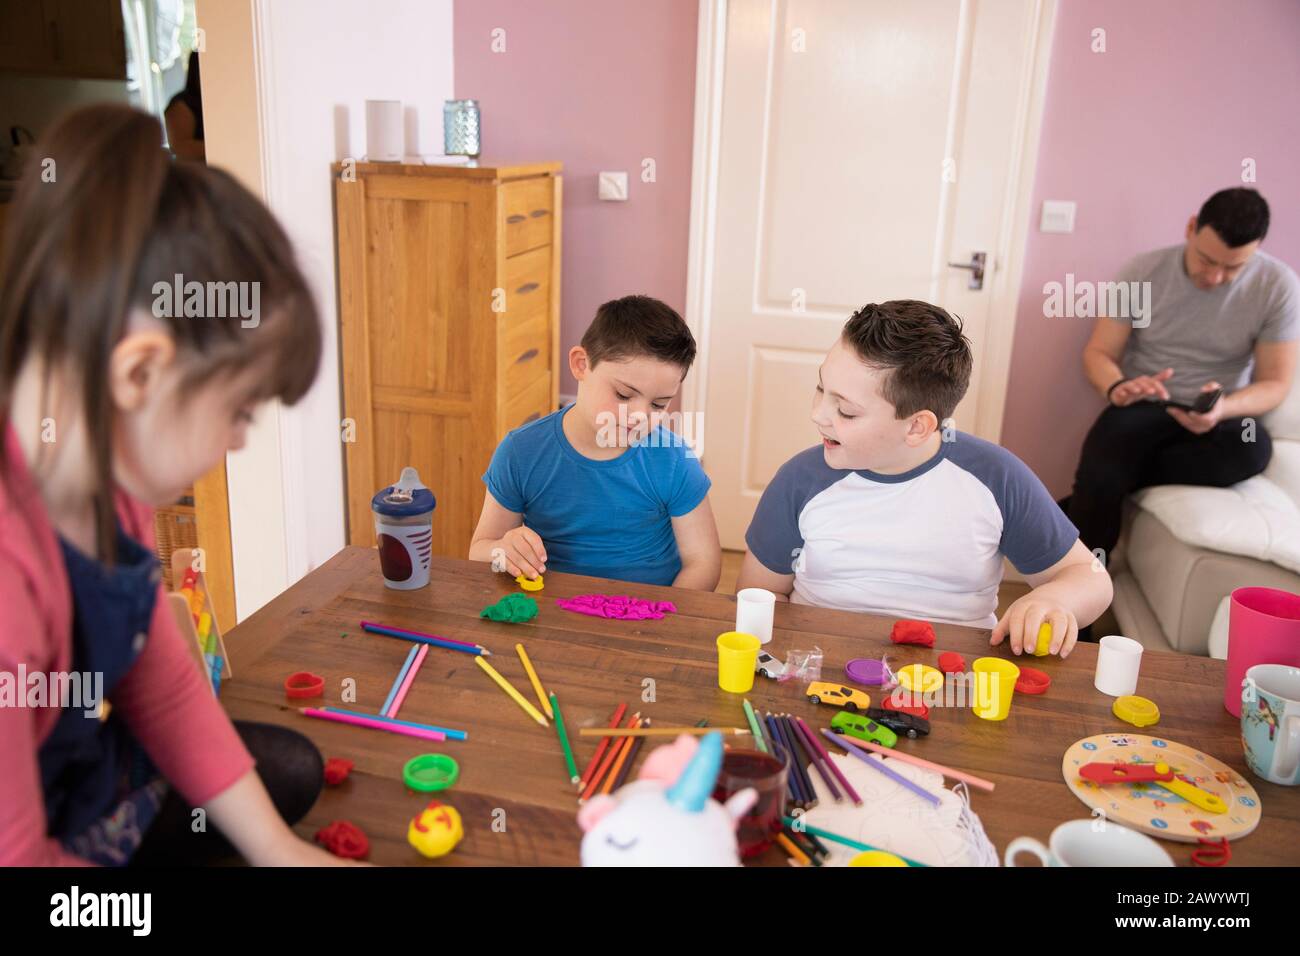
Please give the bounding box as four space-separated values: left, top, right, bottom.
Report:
823 731 996 792
301 707 446 742
359 620 479 650
794 716 862 806
386 643 428 718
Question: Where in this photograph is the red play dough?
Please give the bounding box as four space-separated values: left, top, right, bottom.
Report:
315 820 370 860
324 757 354 785
890 619 936 647
938 651 966 674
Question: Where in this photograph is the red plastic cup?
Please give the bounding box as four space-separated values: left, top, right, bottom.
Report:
711 741 789 859
1225 587 1300 717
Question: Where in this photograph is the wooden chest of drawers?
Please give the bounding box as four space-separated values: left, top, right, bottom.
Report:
333 161 562 556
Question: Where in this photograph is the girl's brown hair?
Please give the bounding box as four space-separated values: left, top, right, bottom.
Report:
0 103 321 562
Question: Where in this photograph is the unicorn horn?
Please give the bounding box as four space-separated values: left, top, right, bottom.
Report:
665 732 724 813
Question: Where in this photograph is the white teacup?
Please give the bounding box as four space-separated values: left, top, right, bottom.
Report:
1005 819 1173 867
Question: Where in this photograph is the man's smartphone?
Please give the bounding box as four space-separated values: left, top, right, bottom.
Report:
1163 387 1223 414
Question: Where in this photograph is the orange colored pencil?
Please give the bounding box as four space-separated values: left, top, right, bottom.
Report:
580 712 640 802
602 717 648 795
578 702 627 789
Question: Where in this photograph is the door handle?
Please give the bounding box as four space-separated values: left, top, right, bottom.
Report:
946 251 987 290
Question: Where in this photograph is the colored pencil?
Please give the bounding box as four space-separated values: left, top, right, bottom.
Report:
319 706 467 740
300 707 446 742
602 717 645 795
829 734 996 792
780 715 818 805
776 832 811 866
790 714 842 802
742 699 767 753
793 715 862 806
578 726 749 737
381 643 420 715
387 643 428 718
765 713 804 805
550 692 579 784
820 728 941 807
784 825 825 864
781 816 928 868
694 718 710 727
610 726 647 792
581 713 640 802
474 655 549 727
517 643 553 719
361 620 489 656
773 714 811 804
579 703 627 789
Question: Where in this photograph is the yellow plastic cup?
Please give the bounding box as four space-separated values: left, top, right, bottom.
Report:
849 850 908 867
1033 622 1052 657
717 631 761 693
972 657 1020 721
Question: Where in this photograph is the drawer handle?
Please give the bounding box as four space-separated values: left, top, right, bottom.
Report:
520 412 541 426
529 209 549 219
516 281 540 294
515 348 539 365
506 214 527 224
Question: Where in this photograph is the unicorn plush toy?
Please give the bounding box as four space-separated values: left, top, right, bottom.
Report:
577 732 758 866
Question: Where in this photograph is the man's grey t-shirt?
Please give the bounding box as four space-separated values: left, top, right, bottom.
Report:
1111 244 1300 405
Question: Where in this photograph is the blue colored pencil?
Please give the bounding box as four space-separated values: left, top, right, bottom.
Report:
320 706 468 741
361 620 489 656
381 643 420 714
766 713 805 805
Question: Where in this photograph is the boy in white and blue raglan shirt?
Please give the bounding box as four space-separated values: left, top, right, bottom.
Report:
469 296 721 590
737 300 1113 658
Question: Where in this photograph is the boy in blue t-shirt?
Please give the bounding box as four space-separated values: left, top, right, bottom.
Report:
737 300 1113 658
470 295 720 589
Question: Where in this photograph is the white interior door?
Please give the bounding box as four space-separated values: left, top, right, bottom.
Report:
689 0 1054 548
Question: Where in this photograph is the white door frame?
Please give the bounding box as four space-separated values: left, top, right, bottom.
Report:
681 0 1059 448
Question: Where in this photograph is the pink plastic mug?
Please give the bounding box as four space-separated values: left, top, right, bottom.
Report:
1225 587 1300 717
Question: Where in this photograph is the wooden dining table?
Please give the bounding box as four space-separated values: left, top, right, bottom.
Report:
219 547 1300 866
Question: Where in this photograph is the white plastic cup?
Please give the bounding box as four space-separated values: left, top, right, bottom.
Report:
1094 635 1143 697
735 588 776 645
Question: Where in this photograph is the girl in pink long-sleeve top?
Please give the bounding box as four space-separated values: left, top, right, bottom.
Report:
0 104 347 866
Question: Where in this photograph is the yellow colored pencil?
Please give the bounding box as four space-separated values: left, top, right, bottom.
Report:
515 643 553 719
475 654 548 727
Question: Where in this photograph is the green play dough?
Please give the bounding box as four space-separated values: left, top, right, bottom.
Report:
480 593 539 623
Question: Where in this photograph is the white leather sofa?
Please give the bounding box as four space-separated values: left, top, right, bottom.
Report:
1110 384 1300 656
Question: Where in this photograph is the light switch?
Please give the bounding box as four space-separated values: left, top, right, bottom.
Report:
598 171 628 201
1040 200 1076 234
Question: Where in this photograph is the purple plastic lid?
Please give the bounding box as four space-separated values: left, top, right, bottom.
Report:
845 658 887 686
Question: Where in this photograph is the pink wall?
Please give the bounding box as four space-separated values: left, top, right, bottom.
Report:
453 0 699 397
1000 0 1300 497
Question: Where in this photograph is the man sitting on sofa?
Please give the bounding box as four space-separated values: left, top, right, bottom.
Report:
1064 187 1299 575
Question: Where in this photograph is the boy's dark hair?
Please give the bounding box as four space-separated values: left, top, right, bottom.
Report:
580 295 696 372
1197 188 1269 248
841 300 972 422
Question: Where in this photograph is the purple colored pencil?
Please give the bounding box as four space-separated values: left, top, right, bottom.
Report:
820 728 941 807
360 620 483 651
772 714 815 807
789 715 843 802
795 715 862 806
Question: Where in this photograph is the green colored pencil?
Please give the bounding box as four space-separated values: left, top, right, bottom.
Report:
742 698 768 753
781 816 927 867
550 692 579 784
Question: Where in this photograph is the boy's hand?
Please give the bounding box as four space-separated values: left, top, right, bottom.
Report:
990 594 1078 659
493 526 547 579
